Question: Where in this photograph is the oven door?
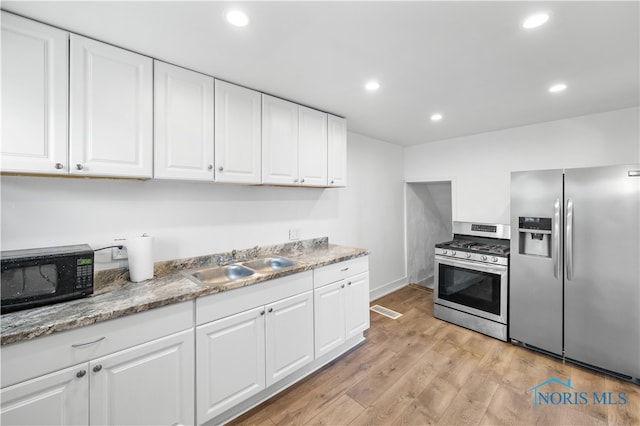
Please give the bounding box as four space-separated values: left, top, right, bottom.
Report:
434 255 508 324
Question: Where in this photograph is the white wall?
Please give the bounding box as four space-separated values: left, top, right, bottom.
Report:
0 132 407 298
404 107 640 224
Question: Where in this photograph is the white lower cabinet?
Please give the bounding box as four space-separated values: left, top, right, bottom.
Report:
89 329 194 426
196 307 266 422
195 272 314 424
314 257 370 358
0 302 194 426
0 363 89 426
265 291 314 386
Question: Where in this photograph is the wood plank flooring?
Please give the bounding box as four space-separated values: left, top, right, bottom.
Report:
228 286 640 425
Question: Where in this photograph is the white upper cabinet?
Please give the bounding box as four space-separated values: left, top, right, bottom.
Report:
327 115 347 187
262 95 299 185
1 12 68 175
70 34 153 178
298 106 328 187
214 80 262 184
263 96 330 187
154 61 214 181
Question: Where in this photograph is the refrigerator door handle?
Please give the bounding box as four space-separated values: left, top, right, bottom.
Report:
553 198 561 279
566 198 574 280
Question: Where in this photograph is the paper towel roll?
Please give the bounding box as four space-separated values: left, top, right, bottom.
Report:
127 234 154 282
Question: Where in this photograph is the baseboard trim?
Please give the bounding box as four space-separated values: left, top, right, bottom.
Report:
369 277 407 301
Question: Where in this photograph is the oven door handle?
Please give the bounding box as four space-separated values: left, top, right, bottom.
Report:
435 256 507 274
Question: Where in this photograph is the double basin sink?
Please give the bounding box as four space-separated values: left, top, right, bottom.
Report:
185 257 299 287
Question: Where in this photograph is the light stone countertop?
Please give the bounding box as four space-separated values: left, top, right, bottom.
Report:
1 239 368 346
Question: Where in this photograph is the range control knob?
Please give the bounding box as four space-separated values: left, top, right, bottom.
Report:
481 255 488 261
451 251 457 256
466 253 472 259
442 249 448 255
492 257 498 262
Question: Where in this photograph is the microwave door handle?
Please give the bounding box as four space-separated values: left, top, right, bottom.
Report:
553 199 561 279
566 198 574 281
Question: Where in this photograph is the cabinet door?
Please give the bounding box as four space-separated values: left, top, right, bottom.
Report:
154 60 214 180
345 272 370 339
196 306 266 423
262 95 299 185
214 80 262 183
265 291 314 387
298 106 328 187
327 115 347 187
1 12 68 174
70 34 153 178
1 363 89 426
314 281 346 358
89 329 194 426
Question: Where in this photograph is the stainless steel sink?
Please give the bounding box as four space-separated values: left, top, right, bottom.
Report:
190 264 255 285
241 257 297 273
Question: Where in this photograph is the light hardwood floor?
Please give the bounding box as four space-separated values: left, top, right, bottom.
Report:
228 286 640 425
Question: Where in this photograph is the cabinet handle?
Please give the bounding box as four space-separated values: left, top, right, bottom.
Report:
301 178 305 183
348 281 352 286
341 284 345 288
331 180 335 184
76 370 87 378
218 166 224 172
293 178 299 183
260 310 265 315
93 365 103 373
71 336 105 348
75 164 84 170
208 164 213 170
55 163 64 170
268 308 274 313
340 267 349 272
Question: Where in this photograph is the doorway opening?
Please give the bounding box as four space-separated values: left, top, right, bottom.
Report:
406 181 452 289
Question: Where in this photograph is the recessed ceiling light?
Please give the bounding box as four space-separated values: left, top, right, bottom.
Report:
430 113 443 121
226 10 249 27
365 81 380 91
523 12 550 29
549 83 567 93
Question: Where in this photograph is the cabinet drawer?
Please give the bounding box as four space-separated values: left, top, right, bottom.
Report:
1 301 194 388
313 256 369 288
196 271 313 325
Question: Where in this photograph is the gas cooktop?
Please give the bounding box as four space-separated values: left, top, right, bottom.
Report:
436 239 510 257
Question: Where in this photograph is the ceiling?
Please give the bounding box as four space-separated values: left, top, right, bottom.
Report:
3 1 638 147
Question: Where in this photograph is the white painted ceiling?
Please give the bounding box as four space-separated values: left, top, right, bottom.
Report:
3 1 638 146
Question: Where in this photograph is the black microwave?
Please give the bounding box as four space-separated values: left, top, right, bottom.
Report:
1 244 94 314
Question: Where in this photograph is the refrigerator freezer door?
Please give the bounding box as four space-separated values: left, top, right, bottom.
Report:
564 164 640 379
510 169 564 355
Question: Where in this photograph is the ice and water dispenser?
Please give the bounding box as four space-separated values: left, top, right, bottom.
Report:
517 217 552 257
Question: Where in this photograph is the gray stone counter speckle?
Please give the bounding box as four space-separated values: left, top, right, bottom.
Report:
1 239 368 346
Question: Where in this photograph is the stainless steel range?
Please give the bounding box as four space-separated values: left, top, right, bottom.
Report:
434 222 510 341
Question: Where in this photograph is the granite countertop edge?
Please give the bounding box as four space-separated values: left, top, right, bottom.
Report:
1 244 369 346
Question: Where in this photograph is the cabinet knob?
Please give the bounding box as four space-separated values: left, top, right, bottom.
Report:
341 284 345 288
293 178 299 183
76 164 84 170
208 164 213 170
76 370 87 378
93 364 103 373
268 308 274 313
331 180 335 184
260 310 265 315
55 163 64 170
348 281 352 286
300 178 305 183
218 166 224 172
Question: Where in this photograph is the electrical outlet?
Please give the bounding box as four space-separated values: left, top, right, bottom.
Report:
289 228 300 241
112 239 128 260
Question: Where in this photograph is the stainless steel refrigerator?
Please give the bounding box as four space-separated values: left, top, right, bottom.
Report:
510 164 640 381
